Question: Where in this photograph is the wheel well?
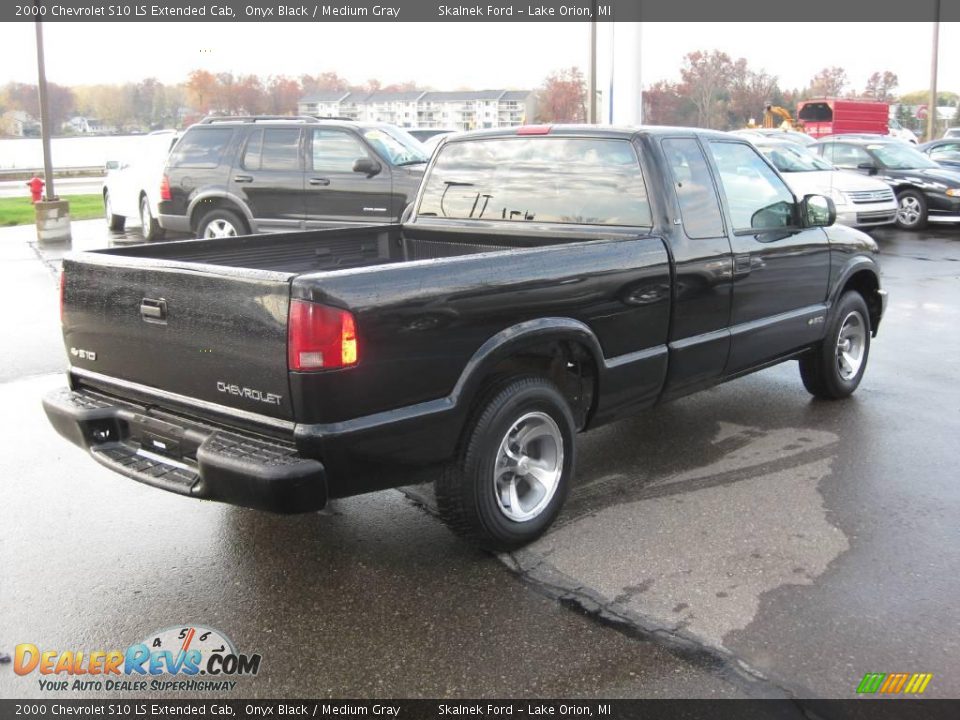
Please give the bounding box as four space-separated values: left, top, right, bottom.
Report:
471 340 598 430
189 198 248 233
842 270 881 331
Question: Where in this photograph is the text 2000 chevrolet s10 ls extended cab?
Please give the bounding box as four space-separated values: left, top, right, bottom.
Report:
44 125 887 550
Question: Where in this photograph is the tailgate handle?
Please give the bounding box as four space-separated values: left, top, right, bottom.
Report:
309 177 331 186
140 298 167 323
234 174 253 183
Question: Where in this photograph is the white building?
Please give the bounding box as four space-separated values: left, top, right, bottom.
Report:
298 90 536 130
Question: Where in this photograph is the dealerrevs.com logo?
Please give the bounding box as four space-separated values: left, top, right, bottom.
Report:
14 625 261 692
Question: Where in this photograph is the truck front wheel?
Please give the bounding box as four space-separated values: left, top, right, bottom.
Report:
799 291 871 399
436 377 575 552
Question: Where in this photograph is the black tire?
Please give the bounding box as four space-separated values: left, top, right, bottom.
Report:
139 195 164 242
800 291 871 400
196 208 247 239
895 189 927 231
104 191 125 232
436 376 576 552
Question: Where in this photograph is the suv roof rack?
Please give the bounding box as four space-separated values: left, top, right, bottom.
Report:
198 115 321 124
312 116 356 121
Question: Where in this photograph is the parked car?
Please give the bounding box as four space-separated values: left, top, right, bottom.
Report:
752 139 897 228
887 117 918 144
408 128 457 142
103 130 179 241
811 137 960 230
158 116 429 238
917 139 960 171
731 128 817 146
46 125 886 550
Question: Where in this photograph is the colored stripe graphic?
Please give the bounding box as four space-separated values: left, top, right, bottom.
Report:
857 672 932 694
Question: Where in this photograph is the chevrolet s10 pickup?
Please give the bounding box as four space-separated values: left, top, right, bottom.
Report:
44 125 887 550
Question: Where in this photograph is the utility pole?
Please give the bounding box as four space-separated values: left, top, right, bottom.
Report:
927 1 940 141
587 7 597 124
33 10 71 244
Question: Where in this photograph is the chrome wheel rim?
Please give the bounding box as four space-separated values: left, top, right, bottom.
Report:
897 196 921 226
140 198 151 230
493 411 563 523
203 219 237 238
836 311 866 381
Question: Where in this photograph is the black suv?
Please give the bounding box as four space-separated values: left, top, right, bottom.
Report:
158 116 429 238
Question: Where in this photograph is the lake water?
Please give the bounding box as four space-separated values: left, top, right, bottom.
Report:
0 135 152 169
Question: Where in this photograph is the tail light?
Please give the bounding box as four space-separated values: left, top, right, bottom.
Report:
516 125 552 135
288 299 358 371
160 174 172 201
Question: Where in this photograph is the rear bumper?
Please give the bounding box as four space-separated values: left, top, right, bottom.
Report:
158 213 191 233
42 387 327 513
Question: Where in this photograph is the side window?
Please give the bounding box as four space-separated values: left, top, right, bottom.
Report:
241 129 263 170
831 144 871 169
260 128 301 171
168 128 233 168
708 141 796 232
312 129 368 173
930 143 960 159
662 138 724 239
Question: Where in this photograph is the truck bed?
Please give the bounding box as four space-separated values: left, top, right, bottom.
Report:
97 224 576 275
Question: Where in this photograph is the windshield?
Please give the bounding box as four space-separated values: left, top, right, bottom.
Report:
758 144 833 173
868 143 938 170
362 126 429 166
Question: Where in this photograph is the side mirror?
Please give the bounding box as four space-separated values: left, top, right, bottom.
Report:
353 157 382 177
856 162 878 175
105 160 120 171
801 194 836 228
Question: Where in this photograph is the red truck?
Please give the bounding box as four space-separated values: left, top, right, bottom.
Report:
797 98 889 139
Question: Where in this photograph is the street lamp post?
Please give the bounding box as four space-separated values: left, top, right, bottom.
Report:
926 1 940 142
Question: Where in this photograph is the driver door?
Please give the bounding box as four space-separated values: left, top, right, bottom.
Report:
707 140 831 375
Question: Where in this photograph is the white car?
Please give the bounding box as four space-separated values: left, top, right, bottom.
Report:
754 140 897 228
888 117 918 144
103 130 180 241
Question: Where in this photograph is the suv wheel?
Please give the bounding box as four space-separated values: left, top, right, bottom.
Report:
197 209 246 239
139 195 164 242
436 376 575 551
104 191 124 232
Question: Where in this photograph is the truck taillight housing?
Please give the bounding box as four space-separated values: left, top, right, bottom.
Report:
160 174 172 201
288 299 358 371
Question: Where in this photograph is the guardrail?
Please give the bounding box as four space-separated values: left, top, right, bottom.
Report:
0 166 106 181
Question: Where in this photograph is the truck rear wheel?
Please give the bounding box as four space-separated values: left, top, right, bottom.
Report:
799 291 871 399
436 376 575 552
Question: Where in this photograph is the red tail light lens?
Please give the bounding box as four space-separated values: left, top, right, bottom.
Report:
516 125 552 135
288 300 358 371
160 174 172 201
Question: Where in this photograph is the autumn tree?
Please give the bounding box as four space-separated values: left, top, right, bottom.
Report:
300 72 349 95
235 75 267 114
1 81 74 130
265 76 301 114
186 70 218 114
642 80 695 126
680 50 736 128
536 67 586 123
727 60 781 126
863 71 899 102
809 67 848 98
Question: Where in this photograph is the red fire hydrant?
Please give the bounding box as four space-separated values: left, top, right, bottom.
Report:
26 176 45 203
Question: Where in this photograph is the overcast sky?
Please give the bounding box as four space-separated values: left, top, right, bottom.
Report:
0 22 957 97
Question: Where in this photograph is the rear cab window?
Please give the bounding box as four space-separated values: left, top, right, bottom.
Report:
168 128 234 168
417 136 652 227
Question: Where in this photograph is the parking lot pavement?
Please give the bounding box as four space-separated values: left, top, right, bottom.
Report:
2 221 957 701
0 221 747 699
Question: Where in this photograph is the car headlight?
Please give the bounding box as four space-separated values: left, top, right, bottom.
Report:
828 187 848 205
946 188 960 197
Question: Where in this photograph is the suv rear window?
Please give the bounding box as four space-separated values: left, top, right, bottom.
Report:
168 128 234 168
417 137 652 227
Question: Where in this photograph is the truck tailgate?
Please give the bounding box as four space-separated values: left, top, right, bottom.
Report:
61 254 295 421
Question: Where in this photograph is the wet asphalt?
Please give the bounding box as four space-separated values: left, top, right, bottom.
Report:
0 219 957 701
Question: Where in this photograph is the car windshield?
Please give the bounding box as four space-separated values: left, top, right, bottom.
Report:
868 143 938 170
759 144 833 173
362 126 429 166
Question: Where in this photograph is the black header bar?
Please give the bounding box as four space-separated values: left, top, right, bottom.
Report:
3 0 958 22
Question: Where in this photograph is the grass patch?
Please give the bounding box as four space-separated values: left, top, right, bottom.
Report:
0 194 104 227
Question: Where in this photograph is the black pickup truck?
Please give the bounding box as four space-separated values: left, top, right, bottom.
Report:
44 125 887 550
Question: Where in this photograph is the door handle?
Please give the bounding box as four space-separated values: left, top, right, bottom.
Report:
140 297 167 323
309 177 331 186
734 253 752 277
233 174 253 183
